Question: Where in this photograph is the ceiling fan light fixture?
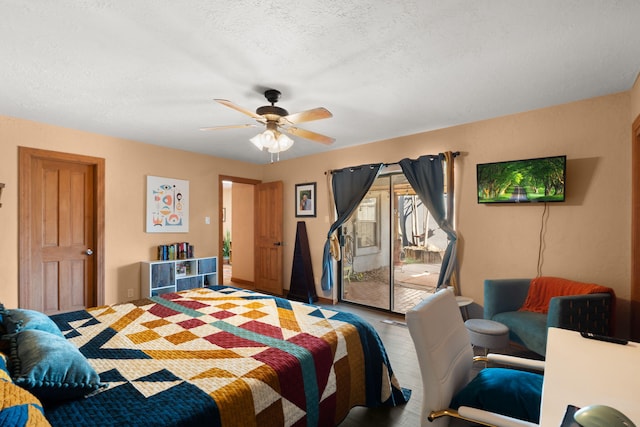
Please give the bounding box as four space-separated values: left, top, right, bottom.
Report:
268 132 294 153
262 129 276 147
250 129 293 156
249 129 276 149
249 133 265 150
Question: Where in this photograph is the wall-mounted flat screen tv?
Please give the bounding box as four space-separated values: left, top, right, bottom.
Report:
477 155 566 204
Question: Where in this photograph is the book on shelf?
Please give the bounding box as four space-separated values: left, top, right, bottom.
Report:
157 242 192 261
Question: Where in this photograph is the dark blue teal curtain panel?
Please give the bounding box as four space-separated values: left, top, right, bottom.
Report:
399 154 457 289
321 163 384 291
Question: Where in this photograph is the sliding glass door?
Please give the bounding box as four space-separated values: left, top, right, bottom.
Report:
340 170 446 313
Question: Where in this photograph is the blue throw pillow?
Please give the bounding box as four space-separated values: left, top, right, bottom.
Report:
4 309 64 337
9 329 106 402
450 367 543 423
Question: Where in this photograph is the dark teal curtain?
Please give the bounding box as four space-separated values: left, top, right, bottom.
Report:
321 163 383 291
399 154 457 289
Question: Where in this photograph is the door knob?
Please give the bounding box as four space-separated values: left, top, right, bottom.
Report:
85 249 94 255
273 242 282 246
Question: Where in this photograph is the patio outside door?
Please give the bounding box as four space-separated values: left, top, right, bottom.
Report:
340 172 445 313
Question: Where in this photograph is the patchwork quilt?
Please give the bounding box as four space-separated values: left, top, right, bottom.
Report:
45 286 408 427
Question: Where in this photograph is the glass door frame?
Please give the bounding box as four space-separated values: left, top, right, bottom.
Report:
338 168 443 314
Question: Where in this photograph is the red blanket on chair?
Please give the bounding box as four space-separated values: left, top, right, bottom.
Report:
519 276 615 314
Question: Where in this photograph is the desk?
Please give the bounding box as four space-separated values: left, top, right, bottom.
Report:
540 328 640 426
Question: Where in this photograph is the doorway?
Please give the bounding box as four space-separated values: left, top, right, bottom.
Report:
219 176 260 287
340 170 445 313
218 176 284 294
18 147 105 314
221 180 233 284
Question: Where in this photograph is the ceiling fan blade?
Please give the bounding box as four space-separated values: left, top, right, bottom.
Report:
283 126 335 145
214 99 263 120
282 107 332 125
200 124 260 131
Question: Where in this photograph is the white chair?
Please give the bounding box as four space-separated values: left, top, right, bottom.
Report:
406 290 545 427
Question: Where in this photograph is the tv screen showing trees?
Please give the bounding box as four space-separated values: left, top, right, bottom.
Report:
477 155 566 203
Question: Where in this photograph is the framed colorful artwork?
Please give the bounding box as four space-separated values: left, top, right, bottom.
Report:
146 175 189 232
295 182 316 217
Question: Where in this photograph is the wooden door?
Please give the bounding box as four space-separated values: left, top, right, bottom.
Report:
19 147 104 314
254 181 283 295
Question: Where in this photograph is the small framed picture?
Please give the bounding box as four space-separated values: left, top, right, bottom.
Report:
295 182 316 217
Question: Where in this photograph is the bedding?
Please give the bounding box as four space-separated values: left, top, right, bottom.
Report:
0 353 51 427
43 286 408 426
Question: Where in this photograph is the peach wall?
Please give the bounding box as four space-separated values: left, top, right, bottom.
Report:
231 182 254 282
265 92 632 334
0 115 263 307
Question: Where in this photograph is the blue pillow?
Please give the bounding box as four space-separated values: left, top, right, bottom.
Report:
4 309 64 337
450 367 543 423
9 329 106 402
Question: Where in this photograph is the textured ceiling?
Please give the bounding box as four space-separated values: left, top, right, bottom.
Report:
2 1 640 164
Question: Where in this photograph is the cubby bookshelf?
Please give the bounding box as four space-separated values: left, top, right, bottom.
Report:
141 256 218 297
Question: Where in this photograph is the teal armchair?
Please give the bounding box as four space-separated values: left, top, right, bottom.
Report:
484 278 614 357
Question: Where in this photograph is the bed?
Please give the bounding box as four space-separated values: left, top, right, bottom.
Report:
3 286 408 426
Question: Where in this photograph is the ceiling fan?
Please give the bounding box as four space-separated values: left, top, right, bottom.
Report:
201 89 334 159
